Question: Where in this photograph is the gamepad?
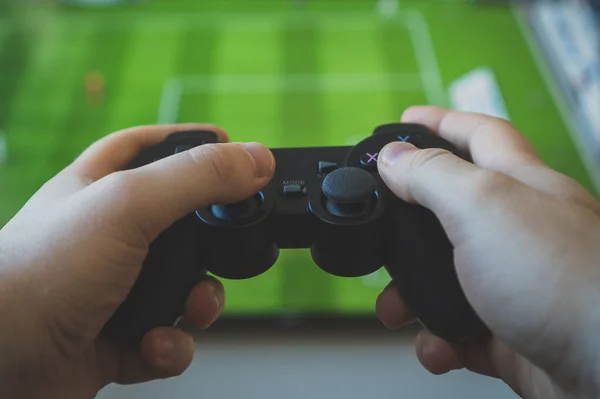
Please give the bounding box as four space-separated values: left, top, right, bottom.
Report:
102 124 489 345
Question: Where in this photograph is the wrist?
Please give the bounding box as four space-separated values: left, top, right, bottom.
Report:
577 242 600 396
549 262 600 397
583 301 600 396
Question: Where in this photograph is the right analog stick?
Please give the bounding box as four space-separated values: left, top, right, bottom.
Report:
321 167 377 217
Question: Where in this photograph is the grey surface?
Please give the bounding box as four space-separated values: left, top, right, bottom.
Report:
97 330 518 399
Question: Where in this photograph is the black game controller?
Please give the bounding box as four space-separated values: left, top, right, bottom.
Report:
102 124 489 345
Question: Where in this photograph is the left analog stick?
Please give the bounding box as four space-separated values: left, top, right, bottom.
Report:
202 192 278 280
211 194 263 221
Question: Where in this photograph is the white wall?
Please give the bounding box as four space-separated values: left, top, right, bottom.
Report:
98 330 518 399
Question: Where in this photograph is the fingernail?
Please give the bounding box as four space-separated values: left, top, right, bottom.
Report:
202 279 222 312
243 142 274 178
209 282 221 314
379 142 416 166
201 280 223 326
415 331 432 356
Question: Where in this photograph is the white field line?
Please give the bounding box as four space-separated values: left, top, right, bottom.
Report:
29 11 397 33
180 72 423 94
404 10 447 107
157 78 184 125
156 8 436 124
157 72 423 124
377 0 399 19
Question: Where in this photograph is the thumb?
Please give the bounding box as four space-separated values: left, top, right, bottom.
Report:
377 141 511 226
80 142 274 241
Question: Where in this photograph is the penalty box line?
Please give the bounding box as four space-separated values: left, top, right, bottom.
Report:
157 8 446 124
157 72 429 125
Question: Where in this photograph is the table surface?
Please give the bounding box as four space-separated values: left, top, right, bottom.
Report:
98 330 519 399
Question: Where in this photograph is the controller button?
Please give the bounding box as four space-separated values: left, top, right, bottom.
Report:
372 123 421 140
211 194 263 221
283 184 307 198
318 161 338 175
359 152 379 171
174 145 193 154
165 130 219 144
397 135 410 142
322 167 377 217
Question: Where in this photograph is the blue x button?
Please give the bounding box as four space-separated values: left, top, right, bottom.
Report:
397 135 410 142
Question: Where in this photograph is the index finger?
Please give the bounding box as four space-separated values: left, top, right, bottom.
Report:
401 106 543 172
34 124 228 203
72 123 229 181
401 106 599 212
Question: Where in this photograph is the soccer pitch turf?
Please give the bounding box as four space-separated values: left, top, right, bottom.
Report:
0 0 595 318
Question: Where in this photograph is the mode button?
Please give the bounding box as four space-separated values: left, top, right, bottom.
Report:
283 182 307 198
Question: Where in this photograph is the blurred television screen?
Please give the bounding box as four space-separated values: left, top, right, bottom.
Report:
0 0 598 328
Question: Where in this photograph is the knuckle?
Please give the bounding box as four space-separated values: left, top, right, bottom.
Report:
466 169 511 205
473 113 515 133
409 148 455 170
492 116 515 132
189 144 236 182
474 117 524 144
102 171 141 202
93 171 158 239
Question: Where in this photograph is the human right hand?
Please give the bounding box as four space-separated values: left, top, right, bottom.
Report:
375 106 600 399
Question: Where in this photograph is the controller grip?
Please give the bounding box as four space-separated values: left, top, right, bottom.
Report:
386 203 488 342
102 215 205 344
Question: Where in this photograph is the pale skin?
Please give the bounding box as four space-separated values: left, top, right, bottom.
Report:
0 106 598 398
376 106 600 399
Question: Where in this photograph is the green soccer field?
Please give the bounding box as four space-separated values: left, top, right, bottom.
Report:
0 0 595 318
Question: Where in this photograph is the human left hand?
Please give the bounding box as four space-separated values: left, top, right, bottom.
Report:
0 124 275 398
